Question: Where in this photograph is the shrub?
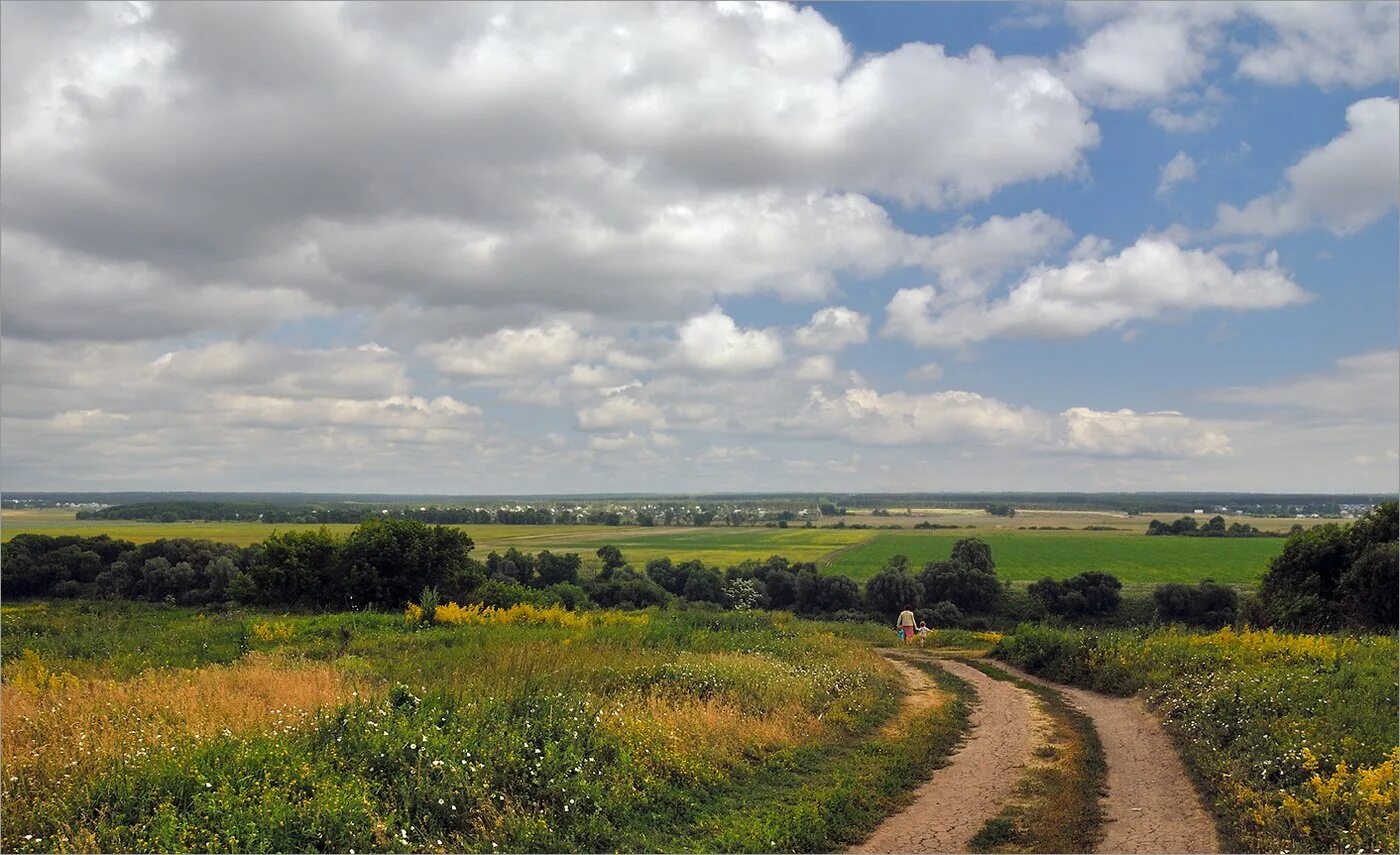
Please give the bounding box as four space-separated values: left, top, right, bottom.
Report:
1028 572 1122 618
722 578 763 611
1153 579 1238 627
585 567 670 609
923 601 963 628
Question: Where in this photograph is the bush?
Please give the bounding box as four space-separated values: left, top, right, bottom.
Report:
1153 579 1238 627
472 578 549 609
922 601 963 628
584 568 670 609
1027 571 1122 618
540 582 590 610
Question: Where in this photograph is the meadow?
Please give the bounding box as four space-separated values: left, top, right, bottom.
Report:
0 600 977 853
822 531 1288 585
2 509 1292 587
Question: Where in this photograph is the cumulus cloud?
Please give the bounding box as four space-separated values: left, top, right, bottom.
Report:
1149 105 1219 133
674 309 783 374
907 363 945 383
1060 4 1232 108
1059 2 1398 107
0 1 1099 335
1216 97 1399 236
576 395 667 432
0 231 325 342
793 387 1230 456
794 307 870 351
1156 151 1198 197
1060 407 1231 457
421 321 611 379
1202 350 1400 418
795 355 837 381
884 238 1309 347
1238 1 1400 88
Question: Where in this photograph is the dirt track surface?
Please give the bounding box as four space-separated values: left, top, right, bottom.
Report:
997 661 1221 854
853 656 1044 853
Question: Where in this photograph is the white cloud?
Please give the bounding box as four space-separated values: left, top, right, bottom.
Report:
797 387 1051 446
1216 97 1399 236
794 387 1231 456
1060 3 1398 108
916 210 1074 300
0 231 325 342
1059 4 1233 108
422 322 610 379
674 309 783 373
1238 1 1400 88
1149 106 1219 133
576 395 667 432
1202 350 1400 418
884 238 1309 347
906 363 944 383
1 2 1101 335
1060 407 1231 457
1156 151 1198 197
795 355 837 381
794 306 870 351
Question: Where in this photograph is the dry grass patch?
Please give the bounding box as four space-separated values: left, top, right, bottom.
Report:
2 652 355 792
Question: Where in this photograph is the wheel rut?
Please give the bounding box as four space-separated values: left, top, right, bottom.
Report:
852 655 1045 854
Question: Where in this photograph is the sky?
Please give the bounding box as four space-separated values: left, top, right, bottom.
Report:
1 0 1397 495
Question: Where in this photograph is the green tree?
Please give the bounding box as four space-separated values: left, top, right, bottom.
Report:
865 568 923 618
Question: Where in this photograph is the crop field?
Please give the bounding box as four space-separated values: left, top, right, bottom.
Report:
2 509 1291 586
821 530 1288 585
0 600 978 853
835 507 1321 532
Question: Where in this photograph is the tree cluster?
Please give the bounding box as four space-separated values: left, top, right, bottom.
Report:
1145 516 1282 537
984 503 1016 517
1027 571 1122 618
1257 501 1398 631
861 538 1003 628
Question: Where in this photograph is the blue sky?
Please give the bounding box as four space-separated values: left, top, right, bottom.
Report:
1 1 1396 493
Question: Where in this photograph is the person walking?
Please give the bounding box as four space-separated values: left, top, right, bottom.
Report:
897 607 917 644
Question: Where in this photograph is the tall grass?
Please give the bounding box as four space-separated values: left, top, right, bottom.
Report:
0 601 932 853
993 624 1398 852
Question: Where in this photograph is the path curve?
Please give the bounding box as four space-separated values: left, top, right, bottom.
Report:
853 656 1043 854
994 661 1220 854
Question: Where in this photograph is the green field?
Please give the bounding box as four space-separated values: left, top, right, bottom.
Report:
821 530 1286 585
2 510 1288 587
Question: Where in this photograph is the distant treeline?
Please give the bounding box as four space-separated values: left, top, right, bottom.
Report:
1145 516 1288 537
13 490 1389 518
76 501 743 527
7 503 1395 633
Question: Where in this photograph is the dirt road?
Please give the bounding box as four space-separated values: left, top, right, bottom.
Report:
853 657 1046 853
998 662 1220 854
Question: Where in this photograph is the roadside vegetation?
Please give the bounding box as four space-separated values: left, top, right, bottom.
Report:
993 625 1398 853
0 603 983 853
